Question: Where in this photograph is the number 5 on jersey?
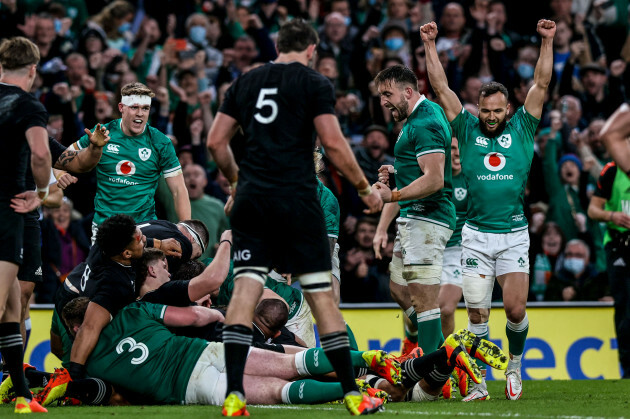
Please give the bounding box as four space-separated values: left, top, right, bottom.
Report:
254 88 278 124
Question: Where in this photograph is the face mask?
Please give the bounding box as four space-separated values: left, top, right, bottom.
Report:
385 37 404 51
190 26 207 44
54 19 63 34
563 257 585 275
344 16 352 27
517 63 534 80
118 22 131 34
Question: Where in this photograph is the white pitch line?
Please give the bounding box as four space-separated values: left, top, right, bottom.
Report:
252 405 624 419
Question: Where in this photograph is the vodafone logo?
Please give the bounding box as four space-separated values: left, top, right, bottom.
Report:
116 160 136 176
484 152 505 172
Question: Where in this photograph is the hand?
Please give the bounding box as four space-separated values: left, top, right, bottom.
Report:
219 229 232 244
574 212 587 233
569 40 585 58
224 195 234 217
190 119 204 138
222 49 236 67
10 191 41 213
610 59 626 78
469 0 488 24
345 248 366 267
372 182 392 203
611 211 630 229
562 286 576 301
373 229 388 260
52 82 72 103
60 17 72 35
378 165 394 186
362 26 380 43
248 14 263 30
196 294 212 308
85 123 110 147
537 19 556 39
81 75 96 92
169 82 187 102
56 172 78 190
156 87 170 105
420 22 438 43
356 261 369 277
198 90 213 107
282 273 292 285
361 187 384 214
17 15 36 38
194 50 207 71
160 238 183 257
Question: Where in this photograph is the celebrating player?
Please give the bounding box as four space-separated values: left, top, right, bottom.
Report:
207 19 383 416
71 82 190 242
421 19 555 400
372 65 455 356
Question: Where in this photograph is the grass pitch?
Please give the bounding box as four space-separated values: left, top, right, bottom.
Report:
1 380 628 418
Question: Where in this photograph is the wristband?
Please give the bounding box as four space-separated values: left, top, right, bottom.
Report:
220 239 233 247
37 185 49 201
154 238 161 249
358 186 372 197
68 362 84 380
355 178 369 191
391 191 401 202
229 175 238 191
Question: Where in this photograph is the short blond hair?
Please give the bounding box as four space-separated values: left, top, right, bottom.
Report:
120 82 155 98
0 37 40 71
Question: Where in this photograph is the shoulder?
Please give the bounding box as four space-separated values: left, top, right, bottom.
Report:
599 161 617 179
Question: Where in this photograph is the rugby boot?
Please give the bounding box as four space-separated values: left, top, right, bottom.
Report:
454 329 508 370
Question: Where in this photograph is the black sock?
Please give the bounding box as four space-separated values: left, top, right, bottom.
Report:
401 347 452 389
66 378 112 405
320 331 358 395
24 368 52 388
222 324 253 396
0 323 30 398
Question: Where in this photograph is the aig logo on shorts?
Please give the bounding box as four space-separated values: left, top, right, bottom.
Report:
233 249 251 261
454 188 467 201
116 160 136 176
484 152 506 172
498 134 512 148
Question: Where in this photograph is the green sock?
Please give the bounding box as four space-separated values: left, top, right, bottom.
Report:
282 379 344 404
346 323 359 351
417 309 442 353
506 314 529 356
297 348 367 375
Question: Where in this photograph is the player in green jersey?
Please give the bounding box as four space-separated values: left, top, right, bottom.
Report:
421 19 556 401
71 82 190 242
372 65 455 356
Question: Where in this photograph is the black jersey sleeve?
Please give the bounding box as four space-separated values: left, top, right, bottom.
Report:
308 72 336 119
140 280 192 306
594 162 617 200
17 96 48 131
48 137 67 164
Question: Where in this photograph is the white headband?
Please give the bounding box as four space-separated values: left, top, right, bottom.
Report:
121 95 152 107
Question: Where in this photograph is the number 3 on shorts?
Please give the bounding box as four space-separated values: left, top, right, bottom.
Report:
254 88 278 124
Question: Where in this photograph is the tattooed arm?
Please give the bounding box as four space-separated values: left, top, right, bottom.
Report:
52 124 109 173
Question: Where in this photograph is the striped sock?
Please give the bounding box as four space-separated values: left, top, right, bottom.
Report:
320 331 358 395
222 324 253 396
281 379 344 404
506 314 529 365
66 378 112 405
0 323 30 398
417 308 442 353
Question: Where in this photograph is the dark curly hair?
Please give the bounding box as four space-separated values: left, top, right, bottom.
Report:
96 214 137 257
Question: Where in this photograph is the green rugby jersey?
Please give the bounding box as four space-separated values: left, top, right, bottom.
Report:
210 258 302 320
451 106 539 233
317 178 340 239
447 172 468 247
85 302 208 404
394 96 455 229
75 120 181 225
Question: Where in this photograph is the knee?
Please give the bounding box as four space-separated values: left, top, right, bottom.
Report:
439 301 456 317
505 305 526 324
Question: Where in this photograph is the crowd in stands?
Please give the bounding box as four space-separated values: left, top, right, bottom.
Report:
3 0 628 304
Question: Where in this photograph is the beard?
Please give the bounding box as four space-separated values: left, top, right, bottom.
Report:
391 98 410 122
478 118 507 138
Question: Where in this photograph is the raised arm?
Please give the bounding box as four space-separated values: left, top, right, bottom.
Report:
188 231 233 301
600 103 630 174
420 22 462 122
524 20 556 119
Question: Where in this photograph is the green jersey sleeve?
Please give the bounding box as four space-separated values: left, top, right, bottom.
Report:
411 123 449 158
450 108 477 146
317 179 340 238
512 106 540 146
138 301 168 323
154 133 182 178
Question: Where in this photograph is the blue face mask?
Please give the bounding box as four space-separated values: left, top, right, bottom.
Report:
118 22 131 34
563 257 585 275
190 26 207 44
517 63 534 80
385 37 405 51
344 16 352 27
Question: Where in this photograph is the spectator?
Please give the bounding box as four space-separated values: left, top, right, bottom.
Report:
39 198 90 303
318 12 356 91
354 125 394 186
530 221 566 301
87 0 135 52
544 239 609 301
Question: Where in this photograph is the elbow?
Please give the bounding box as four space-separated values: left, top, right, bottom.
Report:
431 177 444 195
586 205 597 220
31 149 51 166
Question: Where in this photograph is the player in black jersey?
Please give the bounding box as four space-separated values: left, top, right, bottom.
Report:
0 36 52 414
207 19 383 416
